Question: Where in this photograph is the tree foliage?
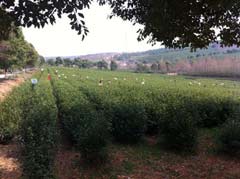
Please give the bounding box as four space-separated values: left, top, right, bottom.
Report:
97 60 108 70
74 59 94 68
47 59 55 66
151 63 158 72
1 1 240 48
38 56 45 66
63 58 73 67
0 9 16 41
55 57 63 66
136 63 150 73
0 28 39 71
103 0 240 49
110 60 118 71
0 0 91 40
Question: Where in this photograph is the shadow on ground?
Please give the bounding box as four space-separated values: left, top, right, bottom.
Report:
0 142 22 179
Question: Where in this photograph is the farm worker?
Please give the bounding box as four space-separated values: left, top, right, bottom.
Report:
47 73 51 80
99 80 103 86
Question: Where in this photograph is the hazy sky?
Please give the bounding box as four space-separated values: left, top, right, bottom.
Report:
22 2 161 57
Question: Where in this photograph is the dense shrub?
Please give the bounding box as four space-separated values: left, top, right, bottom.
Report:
196 96 236 128
0 86 26 144
52 80 110 162
73 110 109 162
217 113 240 154
0 74 45 145
62 102 110 162
143 90 173 135
20 78 58 179
49 67 240 154
0 131 13 144
0 101 19 144
159 98 198 152
110 97 147 144
0 72 58 178
77 84 147 144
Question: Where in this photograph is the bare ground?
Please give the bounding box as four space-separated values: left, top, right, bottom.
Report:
54 145 82 179
0 73 33 101
0 78 23 101
54 134 240 179
0 142 22 179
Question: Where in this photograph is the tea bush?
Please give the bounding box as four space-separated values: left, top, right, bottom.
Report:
0 72 58 178
0 84 29 144
78 84 147 144
216 108 240 154
51 79 110 162
196 96 237 128
20 76 58 179
49 67 240 151
110 97 147 144
73 110 109 162
159 97 198 151
0 96 21 144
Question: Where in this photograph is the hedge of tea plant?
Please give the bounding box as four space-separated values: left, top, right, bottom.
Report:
0 83 29 144
50 76 110 162
0 72 58 179
2 66 239 178
216 106 240 154
0 73 45 144
49 67 240 151
20 73 58 179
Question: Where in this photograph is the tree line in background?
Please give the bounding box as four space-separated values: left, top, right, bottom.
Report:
0 28 40 75
136 57 240 78
46 57 118 71
174 58 240 78
45 56 240 78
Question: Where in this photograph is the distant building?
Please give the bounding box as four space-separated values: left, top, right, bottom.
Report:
117 61 136 70
167 73 178 76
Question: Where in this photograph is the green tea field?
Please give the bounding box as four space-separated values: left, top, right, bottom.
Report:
1 68 240 179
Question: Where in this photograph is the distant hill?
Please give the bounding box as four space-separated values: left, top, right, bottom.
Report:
45 53 120 62
78 52 120 61
46 43 240 63
114 44 240 63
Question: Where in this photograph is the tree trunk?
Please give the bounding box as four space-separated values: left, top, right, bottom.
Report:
4 68 7 78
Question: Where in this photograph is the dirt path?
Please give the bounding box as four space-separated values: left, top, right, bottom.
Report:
54 145 81 179
0 78 24 101
0 73 33 101
0 142 22 179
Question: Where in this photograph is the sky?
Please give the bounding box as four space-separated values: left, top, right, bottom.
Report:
22 2 161 57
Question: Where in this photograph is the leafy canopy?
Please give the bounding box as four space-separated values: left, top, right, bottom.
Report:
1 0 240 49
0 0 92 40
103 0 240 49
110 60 118 71
0 28 39 70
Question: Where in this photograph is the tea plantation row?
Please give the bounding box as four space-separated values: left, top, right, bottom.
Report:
0 68 240 178
0 72 58 179
50 68 240 154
